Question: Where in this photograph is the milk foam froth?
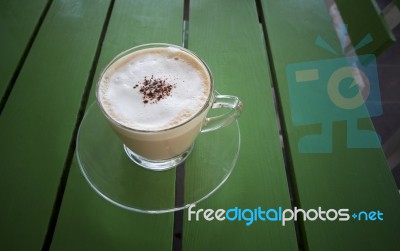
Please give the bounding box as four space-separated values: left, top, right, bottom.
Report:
98 47 211 131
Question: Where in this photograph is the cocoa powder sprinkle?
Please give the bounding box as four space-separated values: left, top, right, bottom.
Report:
133 76 176 104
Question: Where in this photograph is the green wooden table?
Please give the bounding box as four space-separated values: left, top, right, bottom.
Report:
1 0 399 250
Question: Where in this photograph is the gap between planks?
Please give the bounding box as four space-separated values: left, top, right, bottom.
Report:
254 0 305 250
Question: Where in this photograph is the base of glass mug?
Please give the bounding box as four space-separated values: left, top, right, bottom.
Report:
123 144 194 171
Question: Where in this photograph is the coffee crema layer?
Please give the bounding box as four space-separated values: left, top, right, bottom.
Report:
98 46 211 131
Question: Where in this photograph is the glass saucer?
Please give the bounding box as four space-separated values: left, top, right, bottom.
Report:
77 102 240 213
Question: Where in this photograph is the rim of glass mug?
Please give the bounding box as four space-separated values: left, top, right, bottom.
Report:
95 43 215 133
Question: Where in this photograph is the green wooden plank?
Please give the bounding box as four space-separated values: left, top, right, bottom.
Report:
0 0 48 100
0 0 110 249
260 0 400 250
182 0 298 250
51 157 175 250
50 0 184 250
335 0 395 56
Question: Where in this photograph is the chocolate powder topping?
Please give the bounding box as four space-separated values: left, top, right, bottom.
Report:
133 75 176 104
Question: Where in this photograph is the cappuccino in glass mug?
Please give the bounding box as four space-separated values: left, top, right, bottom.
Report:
96 44 242 171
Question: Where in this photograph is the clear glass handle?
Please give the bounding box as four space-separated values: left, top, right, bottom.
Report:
201 95 243 133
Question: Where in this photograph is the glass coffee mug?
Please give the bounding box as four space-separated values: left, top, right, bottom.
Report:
96 43 243 171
